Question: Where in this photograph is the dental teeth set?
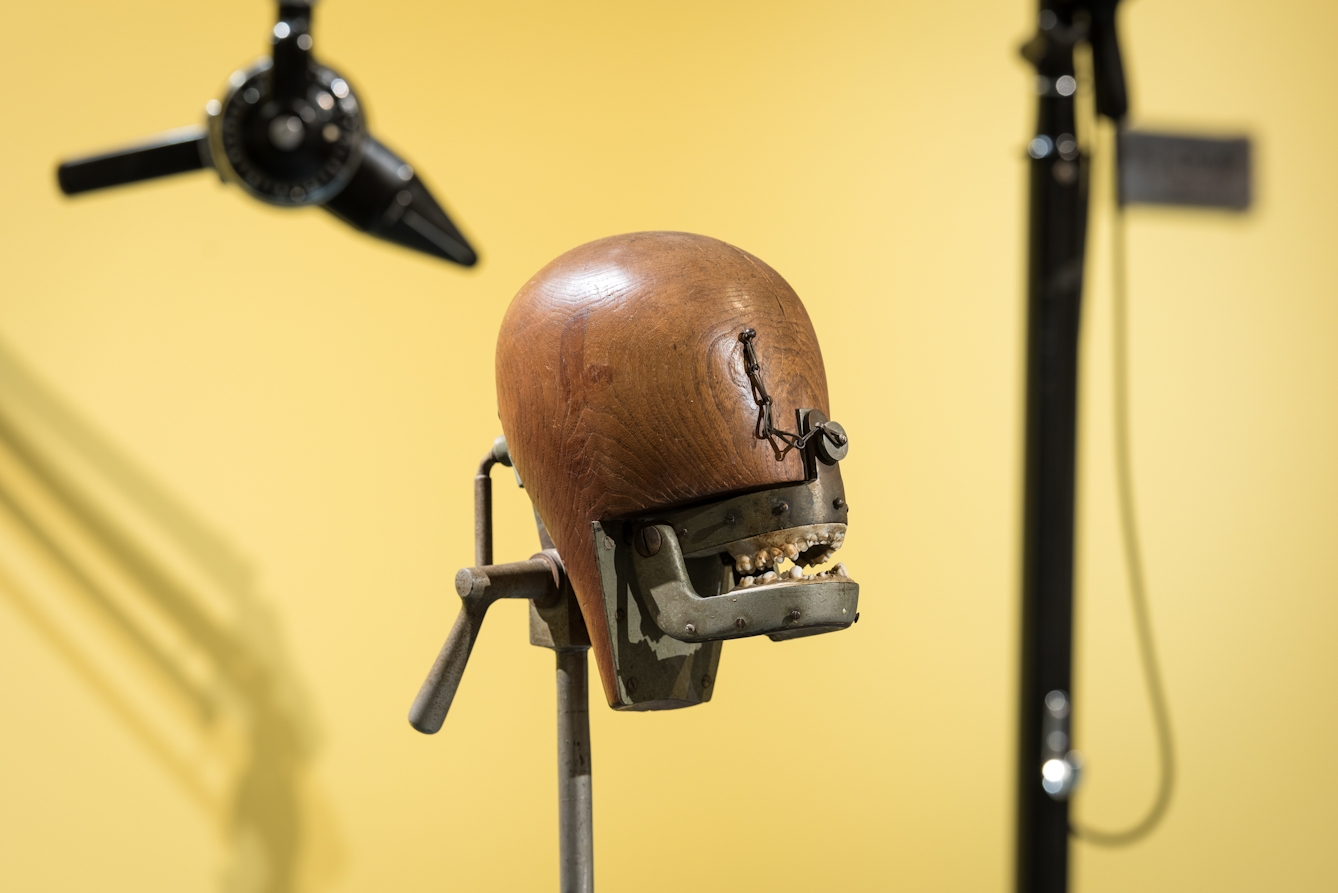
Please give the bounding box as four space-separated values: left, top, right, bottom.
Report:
730 526 849 587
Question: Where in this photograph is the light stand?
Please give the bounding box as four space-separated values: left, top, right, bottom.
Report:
1015 2 1126 891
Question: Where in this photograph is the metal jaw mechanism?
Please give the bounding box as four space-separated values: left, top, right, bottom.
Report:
594 408 858 710
55 0 477 267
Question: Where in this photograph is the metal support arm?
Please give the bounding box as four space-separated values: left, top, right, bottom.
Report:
409 437 594 891
407 555 561 734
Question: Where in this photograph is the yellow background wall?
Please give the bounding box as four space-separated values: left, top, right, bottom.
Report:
1 0 1335 890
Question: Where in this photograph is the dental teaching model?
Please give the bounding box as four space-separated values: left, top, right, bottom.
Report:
408 231 858 887
497 230 856 708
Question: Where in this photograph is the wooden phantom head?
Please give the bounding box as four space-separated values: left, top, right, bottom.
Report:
497 232 856 710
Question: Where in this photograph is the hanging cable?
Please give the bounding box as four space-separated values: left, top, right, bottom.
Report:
1072 124 1177 846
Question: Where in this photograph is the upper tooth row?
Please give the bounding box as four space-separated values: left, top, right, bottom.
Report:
732 535 844 574
737 562 849 588
736 547 839 574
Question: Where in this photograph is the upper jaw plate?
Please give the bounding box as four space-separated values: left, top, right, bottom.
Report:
642 419 849 561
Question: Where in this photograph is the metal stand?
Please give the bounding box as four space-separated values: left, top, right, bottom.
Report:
556 651 594 893
1015 3 1127 892
409 438 594 892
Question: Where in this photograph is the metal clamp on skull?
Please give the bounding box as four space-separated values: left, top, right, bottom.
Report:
589 329 857 708
599 408 852 610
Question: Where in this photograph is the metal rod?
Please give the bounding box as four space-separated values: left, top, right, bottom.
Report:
475 453 495 566
556 649 593 893
407 558 561 734
57 126 209 195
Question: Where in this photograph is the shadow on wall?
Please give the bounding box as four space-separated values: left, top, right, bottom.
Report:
0 340 341 893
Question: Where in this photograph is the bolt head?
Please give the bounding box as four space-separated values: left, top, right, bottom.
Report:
815 421 850 464
684 622 697 635
734 618 747 630
635 525 662 557
454 568 480 598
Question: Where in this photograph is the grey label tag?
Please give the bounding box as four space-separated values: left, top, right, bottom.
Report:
1118 130 1252 210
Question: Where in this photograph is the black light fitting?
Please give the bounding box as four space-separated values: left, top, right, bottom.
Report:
56 0 478 267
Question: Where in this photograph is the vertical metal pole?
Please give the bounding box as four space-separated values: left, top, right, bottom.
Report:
475 458 495 567
463 437 596 889
1017 5 1088 892
556 650 594 893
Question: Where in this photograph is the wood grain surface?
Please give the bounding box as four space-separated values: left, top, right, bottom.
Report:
496 232 831 706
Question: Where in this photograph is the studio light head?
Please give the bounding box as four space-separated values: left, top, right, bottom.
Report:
56 0 477 267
